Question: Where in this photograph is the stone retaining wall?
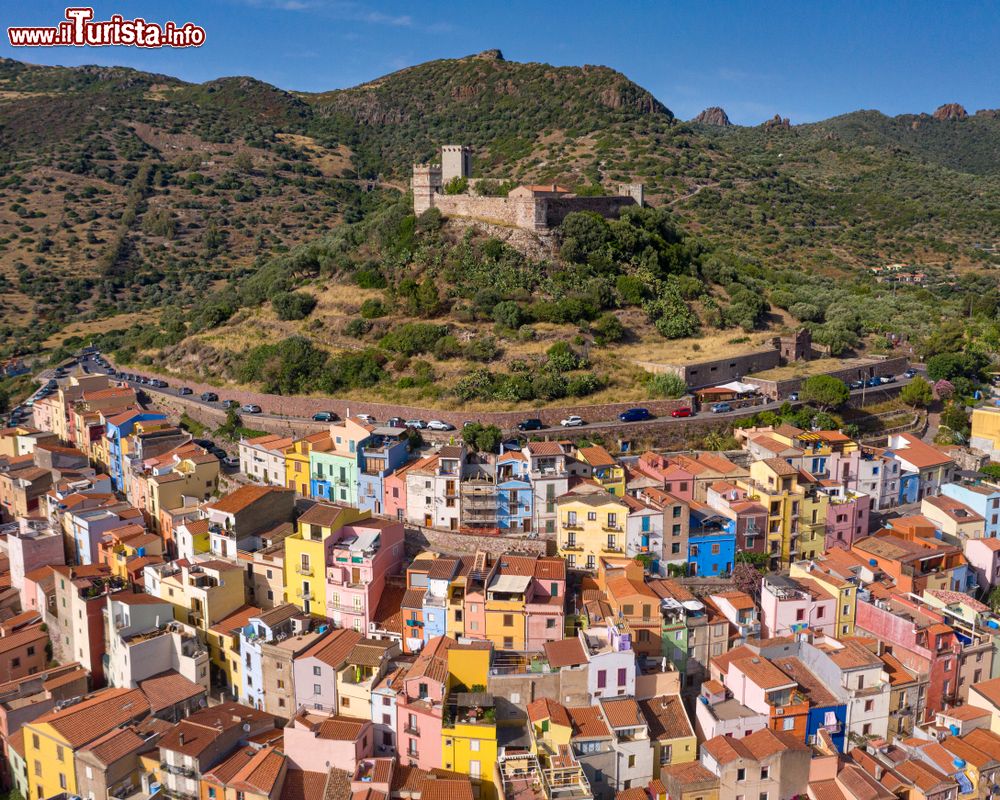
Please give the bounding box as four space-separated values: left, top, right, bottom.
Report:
746 356 910 399
402 525 551 558
115 359 692 430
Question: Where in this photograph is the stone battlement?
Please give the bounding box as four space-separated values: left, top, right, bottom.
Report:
412 145 640 233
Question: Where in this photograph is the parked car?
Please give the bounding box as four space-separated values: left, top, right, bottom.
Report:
710 402 733 413
210 447 227 460
427 420 454 431
903 369 917 379
221 400 237 409
386 417 405 428
193 439 214 450
241 404 262 414
517 418 545 431
788 392 799 401
151 379 168 388
849 380 864 390
670 407 693 418
501 439 522 451
405 419 427 429
560 415 585 427
620 408 653 422
222 456 240 470
200 391 219 402
356 413 376 424
178 387 193 396
866 377 883 387
880 375 896 384
312 411 338 422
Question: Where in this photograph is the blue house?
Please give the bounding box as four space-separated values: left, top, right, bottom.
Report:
687 505 736 577
357 428 411 515
942 481 1000 538
104 410 167 491
496 451 533 532
898 471 920 505
806 703 847 751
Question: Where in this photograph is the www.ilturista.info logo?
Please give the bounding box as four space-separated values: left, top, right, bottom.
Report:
8 7 206 48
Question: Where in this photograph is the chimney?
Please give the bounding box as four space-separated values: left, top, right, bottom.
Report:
178 731 185 745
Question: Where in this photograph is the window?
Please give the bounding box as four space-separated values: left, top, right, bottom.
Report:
470 739 480 752
782 718 794 731
57 745 64 762
26 646 34 656
33 761 41 778
59 774 67 790
504 614 514 626
795 608 805 621
864 700 874 712
587 512 597 521
628 755 636 768
761 766 770 779
546 619 556 629
597 670 607 688
737 769 746 781
660 744 672 765
618 668 627 686
760 794 768 800
314 684 322 695
342 697 350 708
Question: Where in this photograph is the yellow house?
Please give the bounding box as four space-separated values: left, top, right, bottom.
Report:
972 405 1000 458
639 695 697 779
527 697 574 750
284 431 331 496
22 687 149 800
140 447 220 533
150 559 246 633
442 642 497 800
556 488 630 572
207 605 260 696
739 458 813 567
790 558 856 637
576 445 626 497
283 502 369 617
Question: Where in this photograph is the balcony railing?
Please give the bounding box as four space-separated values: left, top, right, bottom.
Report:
296 566 312 576
404 723 420 735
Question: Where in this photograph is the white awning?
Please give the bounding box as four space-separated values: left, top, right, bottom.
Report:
348 529 381 552
718 380 758 394
488 574 531 593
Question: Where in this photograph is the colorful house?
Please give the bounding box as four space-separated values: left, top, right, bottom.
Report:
357 427 410 515
283 502 369 617
577 445 626 497
557 487 630 572
284 431 330 496
496 450 534 532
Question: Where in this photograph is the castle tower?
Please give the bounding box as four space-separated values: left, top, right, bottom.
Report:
412 162 442 215
618 182 645 206
441 145 472 185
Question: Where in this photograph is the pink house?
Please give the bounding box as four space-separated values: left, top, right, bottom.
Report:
965 537 1000 592
525 556 567 651
819 485 872 551
760 575 837 638
325 519 405 631
283 708 373 773
397 636 451 771
383 461 418 522
635 452 696 501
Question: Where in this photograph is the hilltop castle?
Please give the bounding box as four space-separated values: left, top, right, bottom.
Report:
412 145 644 234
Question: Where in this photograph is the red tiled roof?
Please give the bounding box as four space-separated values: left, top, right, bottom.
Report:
543 638 586 668
138 670 205 712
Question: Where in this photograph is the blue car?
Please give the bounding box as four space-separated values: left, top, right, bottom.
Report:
619 407 653 422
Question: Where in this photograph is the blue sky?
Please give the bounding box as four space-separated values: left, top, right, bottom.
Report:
3 0 999 124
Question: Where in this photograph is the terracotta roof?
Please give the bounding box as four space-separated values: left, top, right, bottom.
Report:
890 433 953 469
221 746 287 794
79 725 146 765
703 728 808 764
401 587 427 608
711 591 756 610
372 581 405 635
578 446 616 467
7 728 24 758
638 695 693 741
209 484 287 515
314 713 367 741
940 704 991 721
971 676 1000 707
31 687 149 748
880 652 917 686
763 457 799 476
659 761 717 787
138 670 205 712
600 697 644 729
407 636 453 684
527 697 572 728
210 604 262 637
616 789 648 800
525 441 566 457
281 769 330 800
963 729 1000 761
298 502 355 529
159 702 274 757
543 637 587 668
729 656 794 690
567 706 611 739
347 639 393 668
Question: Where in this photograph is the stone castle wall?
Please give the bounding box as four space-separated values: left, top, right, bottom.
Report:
541 196 636 229
746 355 910 399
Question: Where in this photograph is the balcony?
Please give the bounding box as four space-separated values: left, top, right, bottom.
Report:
404 723 420 735
296 566 313 576
602 545 623 554
563 523 583 531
